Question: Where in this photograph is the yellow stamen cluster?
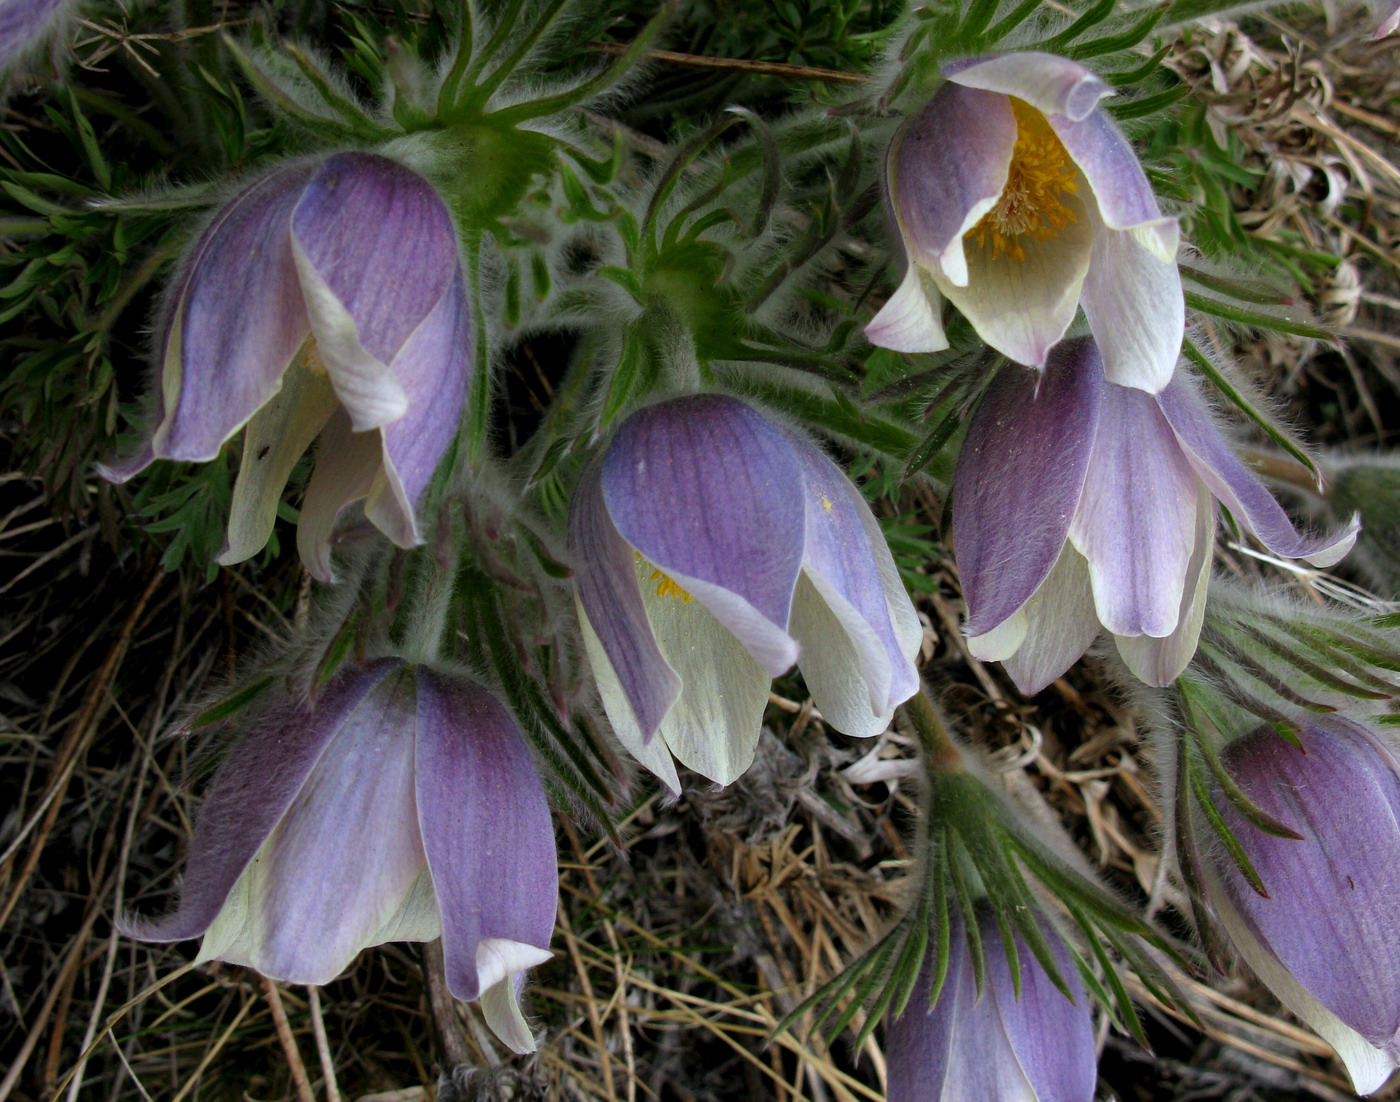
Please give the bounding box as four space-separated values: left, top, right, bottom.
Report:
649 568 693 603
970 99 1079 262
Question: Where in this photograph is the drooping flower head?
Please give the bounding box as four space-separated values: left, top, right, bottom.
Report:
953 338 1357 695
568 393 922 793
101 152 470 582
123 660 555 1053
1196 718 1400 1095
867 51 1183 394
886 909 1097 1102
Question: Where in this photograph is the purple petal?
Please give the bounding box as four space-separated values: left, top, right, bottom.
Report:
157 162 315 461
864 265 948 354
887 917 968 1102
415 670 557 1003
986 918 1098 1102
1113 488 1214 686
1000 545 1100 696
1079 212 1182 393
887 85 1017 285
601 395 802 676
0 0 66 68
569 461 682 743
121 659 402 946
1050 108 1179 253
291 154 459 431
1157 377 1359 567
946 52 1111 123
1212 718 1400 1044
1069 380 1199 638
954 340 1103 637
222 667 429 984
366 268 472 547
786 432 920 727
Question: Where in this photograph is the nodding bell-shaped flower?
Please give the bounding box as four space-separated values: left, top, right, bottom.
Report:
954 338 1357 695
867 51 1182 394
122 660 556 1054
568 393 923 793
101 152 470 583
887 910 1097 1102
1198 719 1400 1095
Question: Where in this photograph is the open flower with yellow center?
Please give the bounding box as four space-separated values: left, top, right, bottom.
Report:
569 394 923 792
866 52 1183 394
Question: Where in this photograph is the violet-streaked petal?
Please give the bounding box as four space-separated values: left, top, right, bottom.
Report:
986 921 1097 1102
120 659 402 945
946 52 1111 123
205 666 429 985
887 918 967 1102
887 85 1016 286
937 187 1092 368
576 598 683 795
157 164 314 461
295 409 382 583
0 0 66 69
788 434 919 723
1069 380 1198 638
569 462 682 743
1050 108 1178 256
96 442 155 485
366 268 471 547
218 362 338 567
416 670 557 1004
955 341 1103 637
864 264 949 354
1213 719 1400 1046
1078 206 1182 393
1204 859 1399 1095
1157 378 1360 566
1001 545 1100 696
290 154 458 431
1113 487 1214 686
638 564 771 787
602 395 803 676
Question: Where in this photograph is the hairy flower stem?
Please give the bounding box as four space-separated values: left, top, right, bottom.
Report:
903 689 965 777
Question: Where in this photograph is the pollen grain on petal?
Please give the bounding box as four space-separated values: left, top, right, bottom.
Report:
969 98 1080 262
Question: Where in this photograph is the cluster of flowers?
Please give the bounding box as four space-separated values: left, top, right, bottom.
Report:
9 11 1382 1094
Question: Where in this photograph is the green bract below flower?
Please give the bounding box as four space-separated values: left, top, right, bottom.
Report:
568 394 923 793
867 51 1183 394
101 152 470 582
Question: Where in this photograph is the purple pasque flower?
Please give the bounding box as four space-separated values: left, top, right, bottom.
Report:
1374 0 1400 37
866 51 1182 394
101 152 470 583
887 910 1097 1102
122 660 556 1053
954 338 1357 696
1198 718 1400 1095
0 0 68 71
568 393 922 793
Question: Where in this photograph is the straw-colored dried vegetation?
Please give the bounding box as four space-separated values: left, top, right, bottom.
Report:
2 9 1399 1102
